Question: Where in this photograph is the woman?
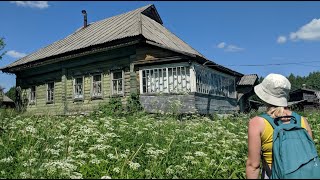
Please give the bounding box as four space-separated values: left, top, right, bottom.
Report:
245 73 313 179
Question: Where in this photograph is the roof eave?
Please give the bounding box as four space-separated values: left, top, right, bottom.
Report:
2 37 143 73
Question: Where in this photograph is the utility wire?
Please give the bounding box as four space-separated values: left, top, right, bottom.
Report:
207 60 320 67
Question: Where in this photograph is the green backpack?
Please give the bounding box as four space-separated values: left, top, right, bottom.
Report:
260 112 320 179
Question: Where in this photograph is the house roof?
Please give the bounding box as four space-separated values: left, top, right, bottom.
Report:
290 88 320 94
237 74 258 86
315 91 320 99
288 99 307 106
2 95 14 103
1 4 204 71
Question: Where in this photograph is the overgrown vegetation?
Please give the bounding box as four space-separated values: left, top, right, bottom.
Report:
0 99 319 179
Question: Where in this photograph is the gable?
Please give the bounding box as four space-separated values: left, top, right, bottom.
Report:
1 4 203 72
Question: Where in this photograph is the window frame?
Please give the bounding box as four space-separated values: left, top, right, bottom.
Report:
29 85 36 105
194 64 237 99
73 76 84 101
111 70 124 96
91 73 103 99
139 63 191 94
46 81 55 104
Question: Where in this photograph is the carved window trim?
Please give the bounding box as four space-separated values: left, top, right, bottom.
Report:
73 76 84 101
91 73 103 99
139 63 191 94
46 82 55 104
111 70 124 96
29 85 36 105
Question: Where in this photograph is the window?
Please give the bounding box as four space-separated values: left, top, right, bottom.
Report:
140 65 191 94
47 82 54 103
29 86 36 104
92 74 102 98
73 77 84 99
195 66 236 98
111 71 123 95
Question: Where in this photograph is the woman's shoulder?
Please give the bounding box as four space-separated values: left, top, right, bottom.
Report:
248 115 265 127
248 115 266 135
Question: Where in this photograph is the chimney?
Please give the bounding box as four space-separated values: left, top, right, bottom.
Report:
82 10 87 28
302 84 306 89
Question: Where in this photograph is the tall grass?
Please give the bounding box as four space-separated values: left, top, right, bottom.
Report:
0 104 319 179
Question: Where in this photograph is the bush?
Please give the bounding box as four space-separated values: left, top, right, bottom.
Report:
97 96 123 117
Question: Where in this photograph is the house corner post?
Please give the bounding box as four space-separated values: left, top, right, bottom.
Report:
62 68 68 115
129 54 138 94
190 64 197 93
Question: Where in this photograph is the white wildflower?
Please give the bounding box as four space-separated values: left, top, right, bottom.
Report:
101 175 111 179
194 151 207 157
19 172 31 178
113 167 120 174
70 172 83 179
90 158 101 164
25 125 37 134
128 161 140 170
166 167 174 175
0 156 13 163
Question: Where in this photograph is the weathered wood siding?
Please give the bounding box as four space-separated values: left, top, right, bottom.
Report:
16 45 136 115
139 93 197 114
135 44 182 63
194 93 238 114
15 43 239 115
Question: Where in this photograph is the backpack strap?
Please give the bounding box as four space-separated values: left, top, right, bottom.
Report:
261 151 272 179
291 111 302 128
259 112 302 129
259 113 277 129
259 113 274 179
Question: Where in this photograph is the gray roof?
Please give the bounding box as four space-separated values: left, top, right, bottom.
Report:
237 74 258 86
290 88 320 94
2 95 14 103
288 99 307 106
2 4 204 70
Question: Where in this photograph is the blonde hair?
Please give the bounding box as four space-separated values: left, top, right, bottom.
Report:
266 106 285 119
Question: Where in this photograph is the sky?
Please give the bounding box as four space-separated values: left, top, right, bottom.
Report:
1 1 320 92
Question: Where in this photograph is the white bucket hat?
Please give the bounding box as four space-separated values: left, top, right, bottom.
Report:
254 73 291 107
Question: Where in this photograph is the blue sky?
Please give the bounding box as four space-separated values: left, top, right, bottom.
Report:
1 1 320 92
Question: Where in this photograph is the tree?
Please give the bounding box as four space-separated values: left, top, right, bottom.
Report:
0 37 6 60
5 86 16 102
306 71 320 90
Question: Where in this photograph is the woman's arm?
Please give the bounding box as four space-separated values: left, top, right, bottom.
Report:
246 116 263 179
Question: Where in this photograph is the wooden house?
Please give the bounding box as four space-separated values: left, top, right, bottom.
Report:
236 74 259 113
1 4 244 115
288 87 320 111
0 88 15 108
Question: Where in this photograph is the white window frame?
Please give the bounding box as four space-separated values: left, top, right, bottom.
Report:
73 76 84 100
194 64 236 99
46 82 54 103
139 62 191 94
111 70 124 95
91 73 103 99
29 85 36 105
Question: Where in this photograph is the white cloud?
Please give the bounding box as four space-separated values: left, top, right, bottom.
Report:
6 50 27 58
225 45 244 52
277 36 287 44
10 1 49 9
217 42 226 48
289 18 320 41
216 42 244 52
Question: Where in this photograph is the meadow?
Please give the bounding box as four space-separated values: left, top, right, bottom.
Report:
0 107 319 179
